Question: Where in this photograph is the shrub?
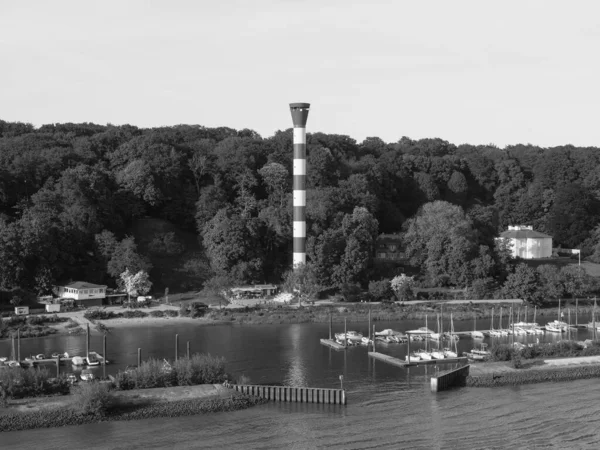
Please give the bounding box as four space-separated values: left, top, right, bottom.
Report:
72 382 113 416
164 309 178 317
0 367 70 399
172 354 226 386
150 310 165 318
490 344 513 362
179 304 189 317
368 279 393 302
512 351 523 369
121 310 148 319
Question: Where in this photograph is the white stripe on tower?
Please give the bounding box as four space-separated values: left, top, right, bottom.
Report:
289 102 310 270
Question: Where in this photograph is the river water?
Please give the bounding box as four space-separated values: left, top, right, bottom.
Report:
2 315 600 449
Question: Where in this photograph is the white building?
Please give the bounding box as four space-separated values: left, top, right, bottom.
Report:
498 225 553 259
55 281 107 307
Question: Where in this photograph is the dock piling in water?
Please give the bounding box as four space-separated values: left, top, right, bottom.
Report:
175 334 179 361
137 348 141 367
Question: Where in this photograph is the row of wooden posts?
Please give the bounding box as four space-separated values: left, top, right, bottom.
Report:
11 324 196 380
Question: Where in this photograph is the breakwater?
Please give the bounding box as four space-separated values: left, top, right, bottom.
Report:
467 364 600 387
0 394 266 432
430 365 470 391
230 384 346 405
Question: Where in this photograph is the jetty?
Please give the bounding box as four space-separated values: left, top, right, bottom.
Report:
369 352 468 367
368 351 468 368
320 339 346 350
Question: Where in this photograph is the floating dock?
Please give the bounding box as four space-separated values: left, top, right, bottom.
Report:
18 352 108 368
320 339 347 351
368 351 468 368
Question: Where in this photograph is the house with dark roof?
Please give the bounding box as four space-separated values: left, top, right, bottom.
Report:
375 235 407 262
54 281 108 307
498 225 552 259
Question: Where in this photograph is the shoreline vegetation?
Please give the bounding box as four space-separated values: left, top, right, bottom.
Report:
0 353 266 432
1 300 597 340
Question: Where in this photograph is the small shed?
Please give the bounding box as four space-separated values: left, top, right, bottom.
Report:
498 225 552 259
15 306 30 316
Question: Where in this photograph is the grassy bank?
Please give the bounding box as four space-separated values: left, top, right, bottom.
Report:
0 394 267 432
467 364 600 388
0 314 68 340
204 302 596 325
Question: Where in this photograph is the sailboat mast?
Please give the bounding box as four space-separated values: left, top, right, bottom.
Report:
534 306 537 325
425 314 429 352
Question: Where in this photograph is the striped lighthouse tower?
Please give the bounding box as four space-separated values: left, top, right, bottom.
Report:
289 102 310 269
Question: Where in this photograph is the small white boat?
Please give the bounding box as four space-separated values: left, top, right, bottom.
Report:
71 356 86 366
86 353 100 366
430 350 445 359
405 352 421 362
80 369 95 382
443 349 458 358
67 374 78 384
375 329 395 336
471 331 485 339
8 360 21 368
334 331 363 344
545 324 563 333
418 351 433 360
35 354 46 360
429 332 441 340
360 337 372 346
0 357 7 363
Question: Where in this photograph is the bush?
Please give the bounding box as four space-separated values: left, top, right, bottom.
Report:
84 310 120 321
150 310 165 318
164 309 178 317
0 367 70 399
172 354 226 386
512 351 523 369
72 382 113 416
368 279 393 302
490 344 513 362
121 310 148 319
179 304 189 317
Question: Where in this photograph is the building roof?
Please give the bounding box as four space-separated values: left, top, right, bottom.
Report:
499 229 552 239
63 281 107 290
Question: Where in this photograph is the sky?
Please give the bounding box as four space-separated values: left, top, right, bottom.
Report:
1 0 600 148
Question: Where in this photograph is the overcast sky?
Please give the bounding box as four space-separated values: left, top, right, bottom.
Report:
1 0 600 147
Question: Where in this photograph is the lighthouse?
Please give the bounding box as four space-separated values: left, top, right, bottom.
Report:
289 102 310 270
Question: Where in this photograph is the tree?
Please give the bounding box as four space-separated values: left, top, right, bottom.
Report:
10 295 22 307
119 269 152 305
536 265 564 301
282 263 320 306
403 201 482 286
501 264 542 305
107 236 152 278
561 265 594 299
368 279 393 302
391 274 414 302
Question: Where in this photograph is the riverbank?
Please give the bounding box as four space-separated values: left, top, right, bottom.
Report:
2 300 595 340
467 355 600 387
0 384 267 432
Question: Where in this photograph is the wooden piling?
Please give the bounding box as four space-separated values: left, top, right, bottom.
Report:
17 328 20 362
56 354 60 377
187 341 190 359
329 314 332 340
103 334 107 379
137 348 141 367
344 318 347 348
175 334 179 361
372 324 376 353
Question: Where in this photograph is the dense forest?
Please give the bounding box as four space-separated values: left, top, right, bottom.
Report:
1 119 600 303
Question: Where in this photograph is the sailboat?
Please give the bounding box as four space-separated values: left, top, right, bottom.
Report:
471 313 484 339
429 314 441 341
498 308 508 336
430 315 445 359
444 313 459 358
488 307 501 337
546 299 568 332
417 315 433 360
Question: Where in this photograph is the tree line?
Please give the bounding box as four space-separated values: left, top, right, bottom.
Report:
0 119 599 302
